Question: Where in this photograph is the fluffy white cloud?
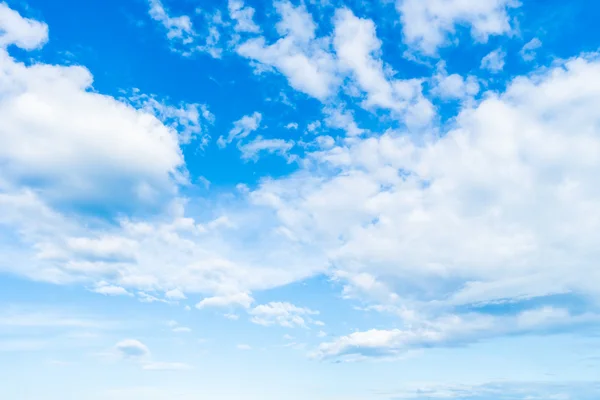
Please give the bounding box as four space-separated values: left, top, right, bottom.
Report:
239 136 295 161
148 0 195 46
196 292 255 309
92 282 132 296
165 288 186 300
236 1 339 100
0 49 185 212
115 339 150 359
481 48 506 72
0 5 326 299
147 0 223 57
431 61 479 100
521 37 542 62
228 0 260 33
333 9 433 124
249 302 319 328
128 93 214 147
0 3 48 50
251 54 600 317
315 307 598 360
398 0 519 55
217 111 262 147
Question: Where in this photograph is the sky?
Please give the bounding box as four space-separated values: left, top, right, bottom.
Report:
1 0 600 398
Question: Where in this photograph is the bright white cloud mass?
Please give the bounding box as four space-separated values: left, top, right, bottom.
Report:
1 0 600 399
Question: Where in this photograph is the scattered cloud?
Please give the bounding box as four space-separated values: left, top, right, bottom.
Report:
92 282 133 297
239 136 295 161
398 0 520 55
315 308 598 361
249 302 320 328
481 48 506 72
431 61 479 100
0 2 48 50
228 0 260 33
236 1 339 100
196 292 255 309
217 112 262 147
521 37 542 61
165 288 187 300
115 339 150 359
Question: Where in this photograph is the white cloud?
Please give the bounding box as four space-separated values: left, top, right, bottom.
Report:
249 302 319 328
217 112 262 147
147 0 223 57
148 0 195 46
431 61 479 100
237 344 252 350
0 49 185 212
196 292 254 309
398 0 519 55
323 107 364 136
521 37 542 62
92 282 132 297
481 48 506 72
128 93 214 147
165 288 186 300
239 136 295 161
0 3 48 50
315 308 598 361
115 339 150 359
250 54 600 318
285 122 298 130
236 1 339 100
332 8 433 124
228 0 260 33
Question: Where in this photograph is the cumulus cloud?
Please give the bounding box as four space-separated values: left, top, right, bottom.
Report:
0 3 48 50
250 54 600 321
0 50 185 213
196 292 255 309
228 0 260 33
236 1 339 100
398 0 520 55
115 339 150 359
481 48 506 72
431 61 479 100
520 37 542 62
238 136 295 161
217 111 262 147
92 282 132 296
333 9 433 124
148 0 195 46
249 302 320 328
165 288 186 300
315 308 598 361
147 0 223 57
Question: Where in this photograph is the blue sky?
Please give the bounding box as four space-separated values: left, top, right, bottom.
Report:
1 0 600 398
